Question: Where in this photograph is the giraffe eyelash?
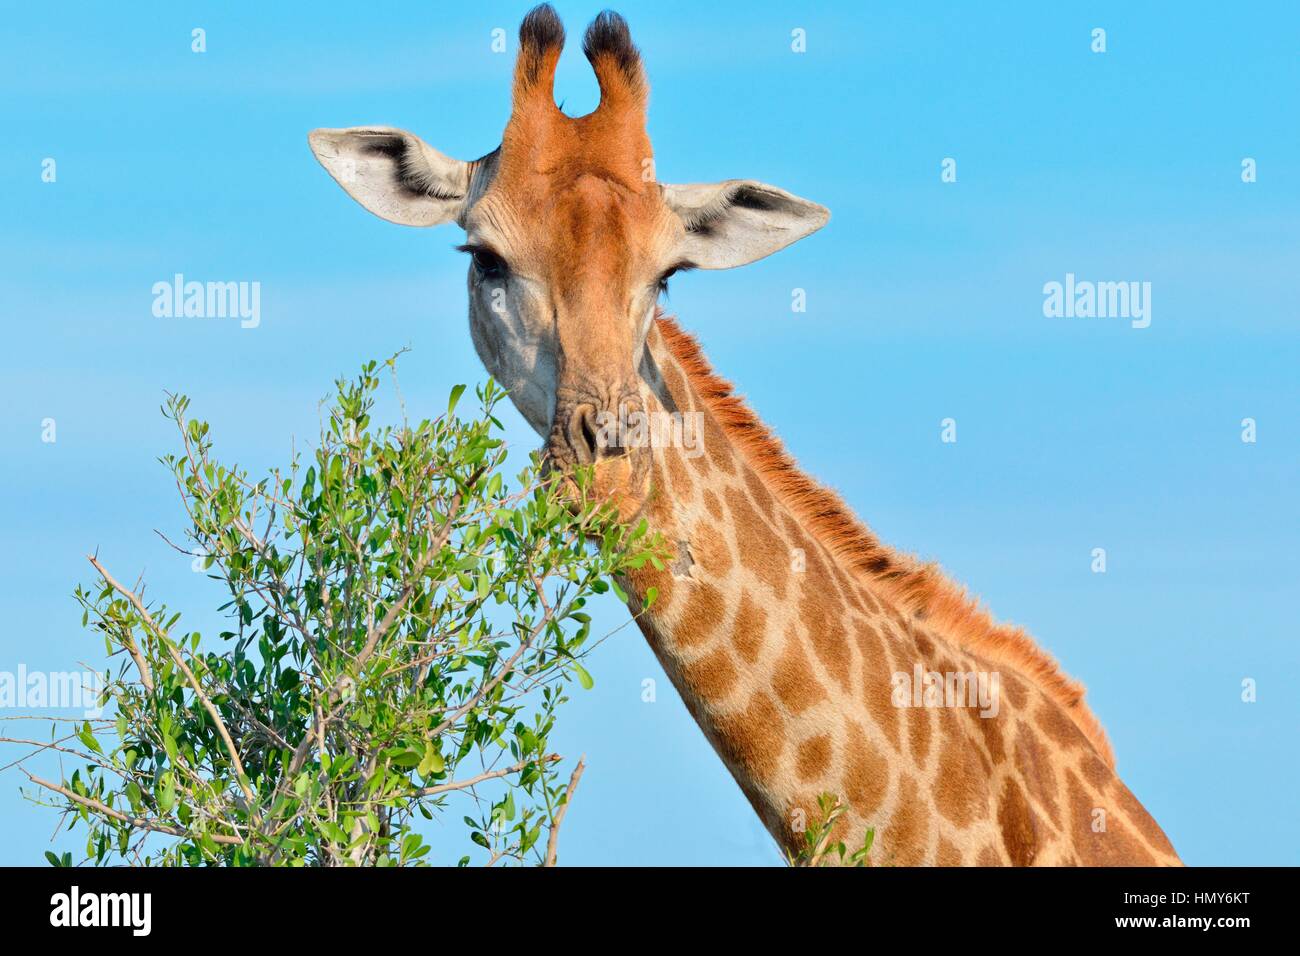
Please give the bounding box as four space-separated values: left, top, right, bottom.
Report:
456 243 508 279
657 262 694 295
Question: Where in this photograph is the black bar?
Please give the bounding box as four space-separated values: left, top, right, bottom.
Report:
0 865 1281 940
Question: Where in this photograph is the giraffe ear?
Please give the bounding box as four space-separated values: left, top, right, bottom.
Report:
308 127 472 228
661 180 829 269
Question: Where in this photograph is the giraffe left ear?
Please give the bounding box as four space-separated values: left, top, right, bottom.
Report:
661 180 829 269
309 127 473 228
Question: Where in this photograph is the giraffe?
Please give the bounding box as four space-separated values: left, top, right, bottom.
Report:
309 5 1181 866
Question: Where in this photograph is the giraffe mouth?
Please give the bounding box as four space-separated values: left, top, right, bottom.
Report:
543 449 650 518
542 399 652 524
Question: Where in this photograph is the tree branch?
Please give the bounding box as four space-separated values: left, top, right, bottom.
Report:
412 754 560 798
88 554 256 810
543 757 585 867
21 770 244 846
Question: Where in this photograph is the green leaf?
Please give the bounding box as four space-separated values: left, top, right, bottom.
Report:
77 721 102 755
572 662 594 690
157 773 176 814
391 748 423 769
418 745 445 777
448 384 467 417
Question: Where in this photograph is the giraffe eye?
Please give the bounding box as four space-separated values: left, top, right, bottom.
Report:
657 267 678 294
457 244 508 281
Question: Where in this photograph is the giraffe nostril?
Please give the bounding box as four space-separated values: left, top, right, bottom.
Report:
566 403 601 463
580 407 604 458
564 400 633 462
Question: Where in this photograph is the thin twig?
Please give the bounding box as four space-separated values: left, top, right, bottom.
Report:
803 798 846 868
87 554 256 810
543 757 586 867
87 553 154 693
21 770 244 846
412 754 560 798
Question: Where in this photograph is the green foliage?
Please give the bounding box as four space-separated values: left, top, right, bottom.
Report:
12 359 664 866
787 793 875 868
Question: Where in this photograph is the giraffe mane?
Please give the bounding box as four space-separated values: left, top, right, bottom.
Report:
654 313 1116 769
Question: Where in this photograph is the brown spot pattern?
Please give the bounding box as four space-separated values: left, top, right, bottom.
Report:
1036 700 1083 751
1110 781 1178 857
854 621 901 751
742 466 775 514
796 734 832 782
712 692 784 786
1013 724 1061 828
842 742 889 817
801 592 852 691
664 446 694 499
1066 770 1154 865
882 774 929 866
679 645 738 702
692 523 733 575
968 707 1006 765
730 590 767 664
1081 753 1110 790
770 630 828 715
908 704 932 766
937 838 962 867
702 488 722 521
702 414 735 475
725 487 788 600
997 778 1038 866
674 581 725 648
934 734 989 827
1001 672 1029 709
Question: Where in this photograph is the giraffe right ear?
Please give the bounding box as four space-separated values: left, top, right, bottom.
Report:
308 127 472 228
661 180 829 269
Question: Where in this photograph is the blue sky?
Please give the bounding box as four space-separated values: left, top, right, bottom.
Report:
1 0 1296 865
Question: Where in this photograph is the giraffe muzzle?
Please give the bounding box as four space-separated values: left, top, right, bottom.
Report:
550 390 645 465
546 389 651 515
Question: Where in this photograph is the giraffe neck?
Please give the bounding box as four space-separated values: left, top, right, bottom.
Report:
617 317 1181 866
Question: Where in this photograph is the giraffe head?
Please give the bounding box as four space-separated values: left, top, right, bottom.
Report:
309 5 828 510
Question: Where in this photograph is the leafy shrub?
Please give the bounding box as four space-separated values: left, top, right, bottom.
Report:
8 359 663 866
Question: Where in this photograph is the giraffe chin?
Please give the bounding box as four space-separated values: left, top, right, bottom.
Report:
550 452 651 527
